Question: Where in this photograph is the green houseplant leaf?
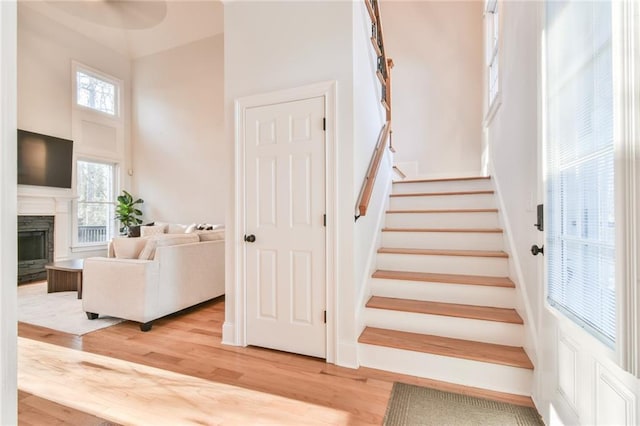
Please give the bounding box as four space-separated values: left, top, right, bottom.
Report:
115 190 144 235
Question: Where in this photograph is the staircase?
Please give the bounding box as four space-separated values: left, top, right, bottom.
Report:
358 176 533 396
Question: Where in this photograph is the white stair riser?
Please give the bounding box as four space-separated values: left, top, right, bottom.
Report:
392 179 492 194
359 344 533 396
363 309 524 346
370 278 516 308
381 231 504 251
385 212 500 228
389 194 496 210
377 253 509 277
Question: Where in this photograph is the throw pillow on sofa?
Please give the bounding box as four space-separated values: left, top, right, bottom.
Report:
140 224 166 237
112 237 149 259
138 233 200 260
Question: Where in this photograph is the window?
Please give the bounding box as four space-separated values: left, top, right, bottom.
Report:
545 1 615 346
75 68 118 116
76 160 117 245
485 0 500 110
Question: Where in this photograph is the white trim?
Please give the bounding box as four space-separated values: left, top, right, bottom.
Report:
0 1 17 423
228 81 338 364
613 0 640 376
72 61 122 120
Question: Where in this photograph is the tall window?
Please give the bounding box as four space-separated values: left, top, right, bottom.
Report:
545 1 615 346
76 160 117 245
75 68 118 116
485 0 500 110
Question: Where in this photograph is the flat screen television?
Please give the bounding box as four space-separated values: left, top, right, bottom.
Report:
17 129 73 189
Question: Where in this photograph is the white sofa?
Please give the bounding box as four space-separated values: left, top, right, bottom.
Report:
82 230 224 331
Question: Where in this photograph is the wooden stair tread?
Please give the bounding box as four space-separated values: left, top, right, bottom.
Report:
386 208 498 214
378 247 509 258
366 296 523 324
390 190 494 198
372 270 515 288
382 227 503 233
359 327 533 369
394 176 491 184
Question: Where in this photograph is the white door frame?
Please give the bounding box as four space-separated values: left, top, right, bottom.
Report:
231 81 337 363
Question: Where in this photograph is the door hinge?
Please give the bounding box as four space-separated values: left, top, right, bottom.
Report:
322 117 326 131
323 310 327 323
323 214 326 227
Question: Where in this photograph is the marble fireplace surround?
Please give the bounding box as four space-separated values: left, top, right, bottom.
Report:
18 185 75 262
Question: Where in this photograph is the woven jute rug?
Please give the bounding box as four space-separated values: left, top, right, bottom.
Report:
383 383 544 426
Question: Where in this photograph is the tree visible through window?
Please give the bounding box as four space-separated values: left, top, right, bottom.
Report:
77 160 116 244
76 70 117 116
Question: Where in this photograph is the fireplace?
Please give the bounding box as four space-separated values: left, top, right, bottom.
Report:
17 216 54 284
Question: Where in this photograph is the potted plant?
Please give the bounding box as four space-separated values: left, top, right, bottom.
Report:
115 190 144 236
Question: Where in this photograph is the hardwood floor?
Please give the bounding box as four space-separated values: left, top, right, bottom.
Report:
18 296 535 424
18 390 119 426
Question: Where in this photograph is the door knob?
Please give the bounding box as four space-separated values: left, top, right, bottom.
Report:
244 234 256 243
531 244 544 256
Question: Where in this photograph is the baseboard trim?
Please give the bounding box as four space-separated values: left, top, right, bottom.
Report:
336 341 359 369
221 321 239 346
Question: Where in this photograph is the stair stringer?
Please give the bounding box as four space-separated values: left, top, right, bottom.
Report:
488 164 540 367
355 146 395 344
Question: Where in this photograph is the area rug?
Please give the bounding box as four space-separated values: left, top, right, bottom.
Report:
18 282 124 335
384 383 543 426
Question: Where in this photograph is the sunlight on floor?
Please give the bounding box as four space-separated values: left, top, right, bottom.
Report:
18 338 352 425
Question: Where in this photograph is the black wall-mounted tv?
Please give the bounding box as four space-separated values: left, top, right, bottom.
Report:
17 129 73 189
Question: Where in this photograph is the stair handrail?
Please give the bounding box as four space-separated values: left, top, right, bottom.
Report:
356 0 394 220
356 122 391 219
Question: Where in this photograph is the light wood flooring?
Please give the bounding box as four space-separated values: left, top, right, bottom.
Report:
18 296 535 424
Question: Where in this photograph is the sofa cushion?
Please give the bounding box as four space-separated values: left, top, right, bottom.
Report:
112 237 149 259
138 233 200 260
166 223 197 234
197 229 225 242
140 224 166 237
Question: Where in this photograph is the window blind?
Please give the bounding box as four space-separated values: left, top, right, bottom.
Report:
545 1 616 346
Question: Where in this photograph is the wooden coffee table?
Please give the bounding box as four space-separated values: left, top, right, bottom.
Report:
45 259 84 299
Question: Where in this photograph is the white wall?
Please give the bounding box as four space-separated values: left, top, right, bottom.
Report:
132 35 225 224
485 0 540 354
381 1 483 178
18 4 131 161
224 1 362 367
0 2 17 422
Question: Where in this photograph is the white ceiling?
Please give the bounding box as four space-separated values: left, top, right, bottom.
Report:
19 0 224 59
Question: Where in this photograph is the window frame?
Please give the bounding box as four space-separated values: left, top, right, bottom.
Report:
484 0 502 124
72 62 122 120
72 157 119 250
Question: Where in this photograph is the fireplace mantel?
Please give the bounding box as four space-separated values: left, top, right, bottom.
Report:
18 185 76 261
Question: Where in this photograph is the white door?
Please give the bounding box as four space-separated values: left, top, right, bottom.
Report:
244 96 326 358
538 2 637 424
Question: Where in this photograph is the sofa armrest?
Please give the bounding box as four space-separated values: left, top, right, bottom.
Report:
82 257 160 323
